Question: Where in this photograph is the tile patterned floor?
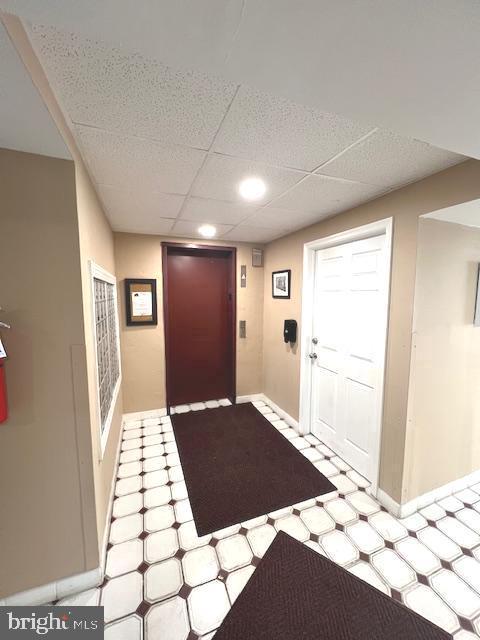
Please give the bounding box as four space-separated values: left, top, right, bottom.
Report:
58 400 480 639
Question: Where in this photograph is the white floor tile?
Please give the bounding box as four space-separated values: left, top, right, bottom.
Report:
146 597 190 640
143 469 169 489
174 499 193 524
346 491 381 516
182 545 219 586
417 526 462 561
120 448 142 464
453 556 480 593
122 438 142 451
314 460 339 478
145 558 183 602
346 521 384 554
226 565 255 603
56 588 100 607
274 514 310 542
321 530 359 566
145 528 178 563
399 513 428 532
116 476 142 497
430 568 480 618
109 513 143 544
436 516 480 548
216 534 253 570
171 481 188 501
143 444 165 459
105 614 143 640
178 521 212 550
371 548 416 590
106 539 143 578
191 402 206 411
301 447 324 463
369 511 408 542
143 434 163 447
330 474 358 495
246 524 277 558
143 456 167 473
324 498 358 525
118 461 142 479
300 506 335 535
113 492 143 518
395 537 441 575
420 503 447 522
188 580 230 635
403 584 459 634
348 561 390 595
145 505 175 532
101 571 143 623
144 486 171 509
455 507 480 534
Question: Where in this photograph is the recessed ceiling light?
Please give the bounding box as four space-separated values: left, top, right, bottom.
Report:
198 224 217 238
239 177 267 201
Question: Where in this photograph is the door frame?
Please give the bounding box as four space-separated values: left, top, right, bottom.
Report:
162 242 237 411
298 218 393 496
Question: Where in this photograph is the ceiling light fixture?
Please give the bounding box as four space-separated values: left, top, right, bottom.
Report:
239 177 267 201
198 224 217 238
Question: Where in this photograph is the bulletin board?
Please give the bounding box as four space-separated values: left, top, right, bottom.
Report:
125 278 158 326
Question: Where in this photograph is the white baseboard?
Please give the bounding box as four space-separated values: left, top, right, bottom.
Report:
123 407 167 421
0 567 102 607
236 394 264 404
377 468 480 518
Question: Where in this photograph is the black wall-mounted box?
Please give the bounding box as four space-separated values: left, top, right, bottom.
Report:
284 319 297 344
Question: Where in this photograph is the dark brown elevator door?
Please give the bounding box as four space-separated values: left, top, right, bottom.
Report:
164 247 235 406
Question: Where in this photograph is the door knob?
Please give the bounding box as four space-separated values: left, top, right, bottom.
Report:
312 337 318 344
308 353 317 360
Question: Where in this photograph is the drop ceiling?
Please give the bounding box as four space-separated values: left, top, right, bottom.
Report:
0 4 473 242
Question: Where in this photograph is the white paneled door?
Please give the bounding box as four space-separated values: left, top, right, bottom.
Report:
309 233 388 482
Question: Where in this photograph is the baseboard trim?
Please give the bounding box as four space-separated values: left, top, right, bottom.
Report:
123 407 167 421
236 394 264 404
0 567 102 607
377 468 480 518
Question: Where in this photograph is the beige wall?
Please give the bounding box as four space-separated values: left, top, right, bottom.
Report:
114 233 264 413
75 162 123 556
0 148 97 596
263 159 480 503
403 218 480 501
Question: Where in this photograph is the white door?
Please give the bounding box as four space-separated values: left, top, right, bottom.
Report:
310 233 387 481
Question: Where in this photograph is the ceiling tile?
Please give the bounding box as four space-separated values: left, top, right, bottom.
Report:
223 226 278 243
29 24 237 149
98 185 183 234
214 86 373 171
75 125 205 195
170 220 234 239
273 174 385 215
243 207 321 231
192 153 306 204
180 197 254 225
318 129 465 187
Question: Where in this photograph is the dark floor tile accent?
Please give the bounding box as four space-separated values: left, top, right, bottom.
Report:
136 600 151 617
238 526 248 535
100 576 109 589
359 552 370 562
417 574 429 585
218 569 228 581
461 547 473 557
359 514 368 522
309 533 319 543
408 530 418 538
139 487 146 494
426 520 436 528
458 616 475 632
139 507 148 514
390 589 403 602
175 549 186 559
168 499 176 506
335 523 344 531
385 540 394 549
139 471 146 476
137 561 149 574
178 584 192 599
110 516 116 523
209 539 219 548
440 559 452 570
139 531 149 540
106 542 113 552
338 493 345 499
167 481 173 486
187 632 199 640
251 556 261 567
172 522 181 530
292 509 301 516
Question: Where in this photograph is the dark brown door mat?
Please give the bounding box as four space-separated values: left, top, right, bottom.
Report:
214 531 452 640
171 402 336 536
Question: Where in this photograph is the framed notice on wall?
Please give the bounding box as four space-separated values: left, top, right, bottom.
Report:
125 278 157 326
